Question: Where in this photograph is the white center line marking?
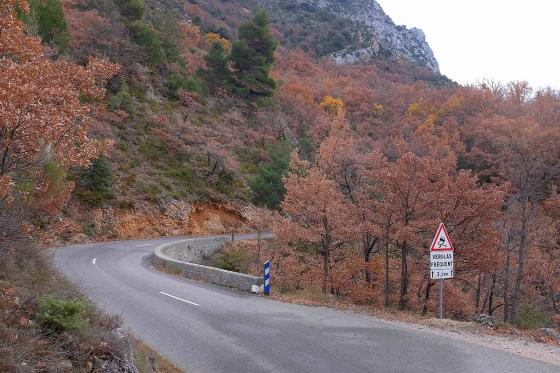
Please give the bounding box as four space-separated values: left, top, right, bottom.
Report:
136 244 153 247
159 291 199 306
92 258 97 265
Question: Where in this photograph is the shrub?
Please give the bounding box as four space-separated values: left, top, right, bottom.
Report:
249 143 290 209
212 246 251 273
115 0 145 20
30 0 69 48
78 158 114 206
109 82 135 113
36 296 89 333
139 138 167 161
167 73 203 96
515 303 553 329
128 21 166 64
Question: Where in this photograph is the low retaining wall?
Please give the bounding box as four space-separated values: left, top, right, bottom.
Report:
152 236 263 292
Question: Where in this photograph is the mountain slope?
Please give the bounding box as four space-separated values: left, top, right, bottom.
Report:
145 0 440 72
257 0 439 71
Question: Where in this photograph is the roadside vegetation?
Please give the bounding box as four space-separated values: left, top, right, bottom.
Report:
1 0 559 366
1 240 128 371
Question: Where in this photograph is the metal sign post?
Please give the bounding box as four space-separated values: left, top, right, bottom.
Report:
429 223 454 319
439 279 444 319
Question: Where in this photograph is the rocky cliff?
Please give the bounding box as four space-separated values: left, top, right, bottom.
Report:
259 0 439 72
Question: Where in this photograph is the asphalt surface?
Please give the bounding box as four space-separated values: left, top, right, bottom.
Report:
53 236 560 373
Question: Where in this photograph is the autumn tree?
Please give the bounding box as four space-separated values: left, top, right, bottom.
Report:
373 153 444 310
0 0 119 201
178 21 201 49
493 119 560 323
319 96 345 116
243 205 275 259
276 153 355 294
316 107 381 284
367 151 503 311
205 32 230 53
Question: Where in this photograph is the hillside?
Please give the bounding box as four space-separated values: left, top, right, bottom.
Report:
147 0 440 71
57 0 559 323
1 0 560 369
43 0 451 242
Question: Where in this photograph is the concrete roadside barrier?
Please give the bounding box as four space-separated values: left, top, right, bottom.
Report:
152 236 263 292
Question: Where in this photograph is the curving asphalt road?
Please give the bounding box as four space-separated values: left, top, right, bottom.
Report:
53 235 560 373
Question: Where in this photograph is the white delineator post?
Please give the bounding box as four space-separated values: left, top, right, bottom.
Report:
264 260 270 296
429 223 454 319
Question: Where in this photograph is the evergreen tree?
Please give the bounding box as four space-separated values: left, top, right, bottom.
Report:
115 0 145 21
230 11 277 101
78 158 114 205
249 144 290 209
198 42 232 92
128 21 166 64
31 0 68 48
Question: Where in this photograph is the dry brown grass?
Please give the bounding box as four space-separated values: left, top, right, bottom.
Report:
0 240 177 372
131 337 181 373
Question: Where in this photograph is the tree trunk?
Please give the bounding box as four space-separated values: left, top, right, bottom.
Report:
480 288 489 315
322 250 329 295
503 239 512 322
510 200 529 324
422 280 435 315
321 217 332 296
363 236 376 284
399 242 409 310
475 274 482 312
552 290 559 314
256 231 261 262
488 274 496 316
384 239 390 308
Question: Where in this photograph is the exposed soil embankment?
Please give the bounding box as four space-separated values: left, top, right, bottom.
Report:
57 202 250 243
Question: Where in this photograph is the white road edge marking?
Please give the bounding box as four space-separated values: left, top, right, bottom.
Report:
92 258 97 265
136 243 153 247
159 291 199 306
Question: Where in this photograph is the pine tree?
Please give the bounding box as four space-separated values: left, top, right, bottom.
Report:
199 42 232 92
78 158 114 205
230 10 277 101
31 0 69 48
249 144 290 209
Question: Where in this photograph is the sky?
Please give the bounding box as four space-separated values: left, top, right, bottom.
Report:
377 0 559 90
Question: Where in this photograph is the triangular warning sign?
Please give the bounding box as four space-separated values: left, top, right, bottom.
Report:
430 223 454 251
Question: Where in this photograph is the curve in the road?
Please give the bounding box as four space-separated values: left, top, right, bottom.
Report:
54 236 560 373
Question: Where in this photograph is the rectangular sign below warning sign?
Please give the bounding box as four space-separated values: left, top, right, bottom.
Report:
431 269 454 279
430 251 453 270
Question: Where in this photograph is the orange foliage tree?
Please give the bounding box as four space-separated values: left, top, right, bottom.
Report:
276 153 356 294
0 0 119 203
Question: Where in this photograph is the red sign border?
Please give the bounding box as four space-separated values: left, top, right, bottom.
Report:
430 223 454 251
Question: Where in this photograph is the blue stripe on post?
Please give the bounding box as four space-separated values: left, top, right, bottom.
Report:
264 260 270 295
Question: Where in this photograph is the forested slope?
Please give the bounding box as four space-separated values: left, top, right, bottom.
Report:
1 0 559 368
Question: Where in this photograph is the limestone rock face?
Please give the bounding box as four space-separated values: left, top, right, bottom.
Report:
322 0 439 72
259 0 440 72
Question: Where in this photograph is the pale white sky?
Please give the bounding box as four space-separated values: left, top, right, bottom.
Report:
377 0 559 90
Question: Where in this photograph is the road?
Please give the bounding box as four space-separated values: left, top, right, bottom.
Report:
54 236 560 373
